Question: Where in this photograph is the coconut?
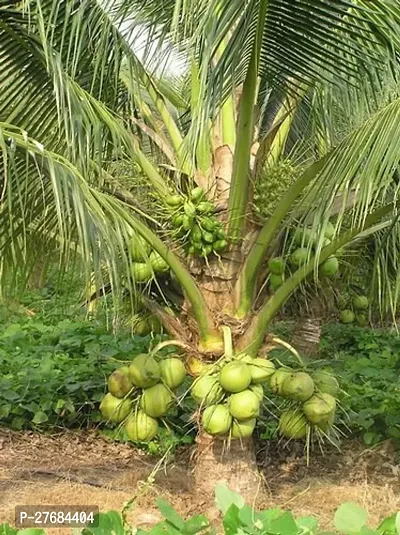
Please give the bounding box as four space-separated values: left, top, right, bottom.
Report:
160 357 186 389
270 274 284 291
270 368 292 395
191 375 224 406
324 222 335 239
340 309 355 324
107 369 134 398
130 263 153 283
201 404 232 436
303 393 336 427
353 295 369 310
355 313 368 327
149 251 169 273
130 236 151 261
249 384 264 401
279 410 307 439
290 248 309 267
268 257 285 275
312 371 340 397
129 354 161 388
320 256 339 278
100 393 132 423
228 390 260 420
219 361 251 393
140 383 173 418
120 366 130 376
281 372 315 402
293 228 317 248
249 358 276 384
125 410 159 442
132 317 152 336
231 418 256 439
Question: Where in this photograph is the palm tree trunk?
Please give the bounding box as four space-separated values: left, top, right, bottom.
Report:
291 296 322 357
193 432 261 501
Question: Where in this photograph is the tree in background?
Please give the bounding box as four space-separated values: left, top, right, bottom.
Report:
2 0 400 498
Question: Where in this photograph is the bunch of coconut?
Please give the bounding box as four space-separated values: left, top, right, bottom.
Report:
130 236 170 284
166 187 228 257
269 367 340 440
338 294 369 326
267 221 339 292
100 353 187 442
191 354 276 439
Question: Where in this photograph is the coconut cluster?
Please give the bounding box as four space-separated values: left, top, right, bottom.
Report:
166 187 227 257
100 354 187 442
338 294 369 326
270 368 340 440
191 355 276 439
130 236 170 284
267 222 339 292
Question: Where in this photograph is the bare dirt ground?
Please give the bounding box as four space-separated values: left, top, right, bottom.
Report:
1 428 400 533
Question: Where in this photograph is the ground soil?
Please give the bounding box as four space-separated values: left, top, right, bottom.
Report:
1 428 400 533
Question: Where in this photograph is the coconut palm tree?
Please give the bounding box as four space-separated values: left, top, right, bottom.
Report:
2 0 400 498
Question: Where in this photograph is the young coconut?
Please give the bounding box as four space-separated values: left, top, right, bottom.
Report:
132 317 152 336
269 274 284 291
268 257 285 275
353 295 369 310
191 375 224 406
281 372 315 402
355 313 368 326
312 371 340 397
249 384 264 401
228 390 260 420
290 248 310 267
303 393 336 427
202 404 232 436
249 358 276 384
130 235 151 261
149 251 170 273
107 369 134 398
160 357 186 389
130 263 153 283
339 309 355 324
140 383 174 418
125 410 159 442
270 368 292 395
100 393 132 423
231 418 256 439
279 410 308 439
219 361 251 393
319 256 339 278
129 354 161 388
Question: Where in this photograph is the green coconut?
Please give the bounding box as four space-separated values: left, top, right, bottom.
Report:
149 251 169 273
249 358 276 384
320 256 339 278
201 404 232 436
270 274 284 291
353 295 369 310
130 263 153 283
324 221 335 239
160 357 186 390
140 383 174 418
249 384 264 402
268 257 285 275
355 313 368 327
312 371 340 397
228 390 260 420
119 366 130 376
291 248 309 267
270 368 292 395
281 372 315 402
129 354 161 388
340 309 355 324
231 418 256 439
100 393 132 423
293 228 317 248
219 361 251 393
132 317 152 336
191 375 224 406
107 369 134 398
125 410 159 442
166 194 183 207
303 393 336 427
130 236 151 261
279 410 308 439
191 187 204 202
